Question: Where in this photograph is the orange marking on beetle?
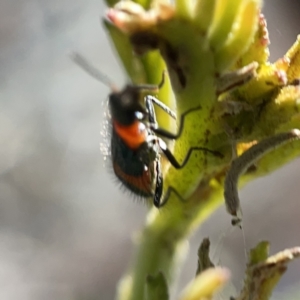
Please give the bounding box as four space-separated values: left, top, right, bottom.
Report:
113 120 147 149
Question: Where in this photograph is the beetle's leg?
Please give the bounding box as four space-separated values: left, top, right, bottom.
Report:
153 160 164 208
145 95 177 124
145 96 158 125
147 101 223 207
153 138 222 207
150 106 201 139
146 95 176 119
157 138 223 169
157 186 184 207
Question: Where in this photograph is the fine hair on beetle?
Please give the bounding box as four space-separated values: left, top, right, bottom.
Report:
71 52 223 208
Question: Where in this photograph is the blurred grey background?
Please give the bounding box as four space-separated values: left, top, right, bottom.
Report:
0 0 300 299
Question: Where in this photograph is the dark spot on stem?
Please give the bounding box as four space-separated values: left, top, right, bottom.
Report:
161 42 186 89
130 31 160 55
130 31 187 89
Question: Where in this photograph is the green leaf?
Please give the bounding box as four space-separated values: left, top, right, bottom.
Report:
193 0 217 33
215 0 262 72
208 0 243 51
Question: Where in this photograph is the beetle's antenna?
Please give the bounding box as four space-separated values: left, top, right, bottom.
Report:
70 51 118 92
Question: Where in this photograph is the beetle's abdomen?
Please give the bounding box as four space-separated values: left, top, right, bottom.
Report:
111 130 153 197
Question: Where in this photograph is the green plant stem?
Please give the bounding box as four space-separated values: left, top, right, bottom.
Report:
118 184 225 300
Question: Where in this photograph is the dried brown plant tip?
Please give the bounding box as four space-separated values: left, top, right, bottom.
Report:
196 238 215 276
224 129 300 226
234 242 300 300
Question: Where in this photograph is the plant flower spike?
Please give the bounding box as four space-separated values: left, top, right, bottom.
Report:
100 0 300 299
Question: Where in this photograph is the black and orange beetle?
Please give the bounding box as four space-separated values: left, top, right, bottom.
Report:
72 53 221 207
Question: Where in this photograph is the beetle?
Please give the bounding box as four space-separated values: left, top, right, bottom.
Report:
72 53 222 207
